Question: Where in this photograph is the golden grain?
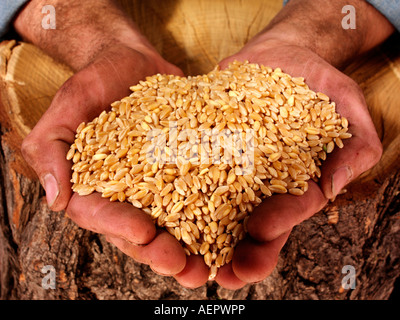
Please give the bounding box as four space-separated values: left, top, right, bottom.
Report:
68 61 351 280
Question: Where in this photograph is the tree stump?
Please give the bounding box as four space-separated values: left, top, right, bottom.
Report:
0 0 399 300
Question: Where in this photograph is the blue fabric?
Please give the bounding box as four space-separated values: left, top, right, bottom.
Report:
283 0 400 32
1 0 399 41
366 0 400 32
0 0 29 40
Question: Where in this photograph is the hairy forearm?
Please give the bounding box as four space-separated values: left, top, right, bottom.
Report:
250 0 395 68
13 0 155 70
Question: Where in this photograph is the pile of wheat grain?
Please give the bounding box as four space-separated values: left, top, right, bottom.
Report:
67 61 351 279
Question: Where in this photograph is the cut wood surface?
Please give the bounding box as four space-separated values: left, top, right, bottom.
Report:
0 0 399 300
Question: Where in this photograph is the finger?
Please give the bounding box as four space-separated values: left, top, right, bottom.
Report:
319 131 382 199
105 235 148 265
215 263 247 290
318 85 382 198
174 255 209 289
291 68 383 199
67 192 156 245
106 231 186 276
219 52 382 200
247 181 327 242
20 51 170 211
231 231 290 283
21 127 74 211
20 70 109 211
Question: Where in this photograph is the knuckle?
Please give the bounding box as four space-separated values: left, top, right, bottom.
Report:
369 138 383 165
354 135 383 173
21 134 40 162
360 131 383 163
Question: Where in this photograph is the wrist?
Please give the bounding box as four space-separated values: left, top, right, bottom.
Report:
246 0 394 68
13 0 159 71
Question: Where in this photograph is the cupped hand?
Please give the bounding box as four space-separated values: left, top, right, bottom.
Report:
174 37 382 289
21 44 208 279
21 39 382 291
209 38 382 289
17 0 389 292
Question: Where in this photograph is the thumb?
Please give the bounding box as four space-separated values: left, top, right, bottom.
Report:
20 60 124 211
318 93 383 199
319 132 382 199
21 120 75 211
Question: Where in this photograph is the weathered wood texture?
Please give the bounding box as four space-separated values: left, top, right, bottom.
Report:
1 0 399 300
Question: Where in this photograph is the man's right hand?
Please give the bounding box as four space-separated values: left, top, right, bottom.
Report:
15 0 212 286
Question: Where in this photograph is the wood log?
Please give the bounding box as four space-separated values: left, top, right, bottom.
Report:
0 0 399 300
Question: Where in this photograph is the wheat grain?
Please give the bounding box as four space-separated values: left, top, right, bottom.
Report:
67 60 351 280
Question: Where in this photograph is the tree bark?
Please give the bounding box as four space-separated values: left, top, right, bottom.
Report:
1 0 399 300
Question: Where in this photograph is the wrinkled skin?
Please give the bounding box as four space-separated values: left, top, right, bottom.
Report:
19 0 388 290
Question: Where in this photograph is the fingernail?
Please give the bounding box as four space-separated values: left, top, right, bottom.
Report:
43 173 59 207
331 166 352 198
